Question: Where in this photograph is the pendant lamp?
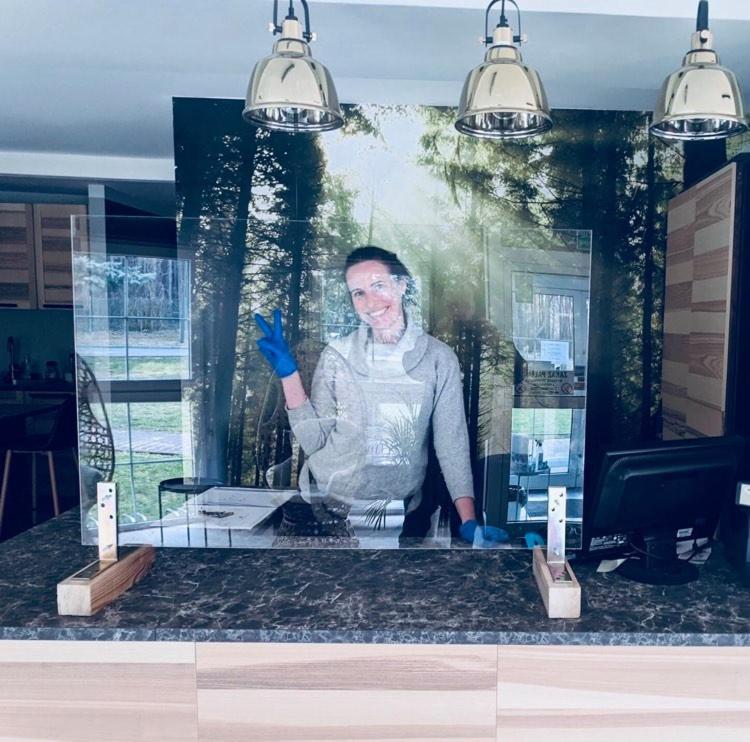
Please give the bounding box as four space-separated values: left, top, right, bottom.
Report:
243 0 343 133
651 0 747 141
455 0 552 139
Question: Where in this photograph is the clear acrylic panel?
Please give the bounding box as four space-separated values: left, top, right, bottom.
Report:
73 216 590 550
485 227 591 548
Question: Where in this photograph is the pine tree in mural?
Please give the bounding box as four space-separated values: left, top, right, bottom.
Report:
174 99 682 510
417 107 682 461
175 98 262 482
174 99 380 487
236 124 327 486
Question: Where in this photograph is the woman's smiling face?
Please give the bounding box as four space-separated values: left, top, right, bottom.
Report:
345 259 406 339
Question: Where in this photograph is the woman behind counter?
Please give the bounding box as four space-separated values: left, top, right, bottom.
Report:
255 245 505 545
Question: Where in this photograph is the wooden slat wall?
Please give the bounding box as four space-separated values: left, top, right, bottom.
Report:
33 204 88 308
497 645 750 742
0 203 36 308
662 164 736 439
1 640 750 741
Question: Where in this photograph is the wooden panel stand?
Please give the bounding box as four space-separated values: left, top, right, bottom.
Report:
57 545 156 616
58 482 155 616
532 545 581 618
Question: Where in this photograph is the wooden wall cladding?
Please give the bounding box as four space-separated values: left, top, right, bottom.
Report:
195 643 498 741
497 645 750 742
663 163 737 439
0 640 198 742
0 204 36 308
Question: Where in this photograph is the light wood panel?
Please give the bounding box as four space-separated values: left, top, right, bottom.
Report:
662 163 736 439
1 639 748 741
196 642 497 741
497 645 750 742
0 640 198 742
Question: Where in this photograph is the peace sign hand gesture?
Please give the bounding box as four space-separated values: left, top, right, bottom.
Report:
254 309 298 379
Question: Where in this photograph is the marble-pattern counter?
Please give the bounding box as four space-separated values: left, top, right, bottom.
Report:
1 509 749 645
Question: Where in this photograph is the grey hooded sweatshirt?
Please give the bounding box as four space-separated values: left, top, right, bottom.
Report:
287 316 474 512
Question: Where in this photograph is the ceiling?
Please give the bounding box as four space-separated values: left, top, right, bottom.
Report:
1 0 749 183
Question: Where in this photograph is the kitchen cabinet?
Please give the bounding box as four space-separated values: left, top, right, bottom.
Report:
0 204 36 309
0 202 86 309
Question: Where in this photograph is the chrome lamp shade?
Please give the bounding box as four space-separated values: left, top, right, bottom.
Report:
456 45 552 139
651 48 747 141
243 37 344 133
651 1 747 142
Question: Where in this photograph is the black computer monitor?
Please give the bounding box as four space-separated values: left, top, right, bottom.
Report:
582 435 744 585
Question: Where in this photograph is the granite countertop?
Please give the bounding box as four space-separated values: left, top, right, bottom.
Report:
1 509 749 645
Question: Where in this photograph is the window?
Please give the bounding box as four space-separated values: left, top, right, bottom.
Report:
74 255 190 382
74 247 191 524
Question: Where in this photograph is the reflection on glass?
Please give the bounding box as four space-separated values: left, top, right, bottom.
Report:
74 317 126 381
127 318 190 380
485 228 590 540
125 258 186 319
96 401 189 521
73 253 190 382
74 217 591 550
73 253 125 318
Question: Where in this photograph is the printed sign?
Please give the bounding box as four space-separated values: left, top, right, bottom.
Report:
515 369 575 396
540 340 570 367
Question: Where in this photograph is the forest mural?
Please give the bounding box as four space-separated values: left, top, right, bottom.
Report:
173 98 683 527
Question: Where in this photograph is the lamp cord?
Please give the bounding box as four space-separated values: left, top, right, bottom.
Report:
696 0 709 32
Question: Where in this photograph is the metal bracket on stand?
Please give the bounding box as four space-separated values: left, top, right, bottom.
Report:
57 482 155 616
532 486 581 618
97 481 118 563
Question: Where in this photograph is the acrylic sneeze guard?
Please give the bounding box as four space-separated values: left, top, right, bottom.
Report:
72 216 591 550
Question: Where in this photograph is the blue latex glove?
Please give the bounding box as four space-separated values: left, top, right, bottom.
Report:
459 520 510 546
524 532 545 548
254 309 298 379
